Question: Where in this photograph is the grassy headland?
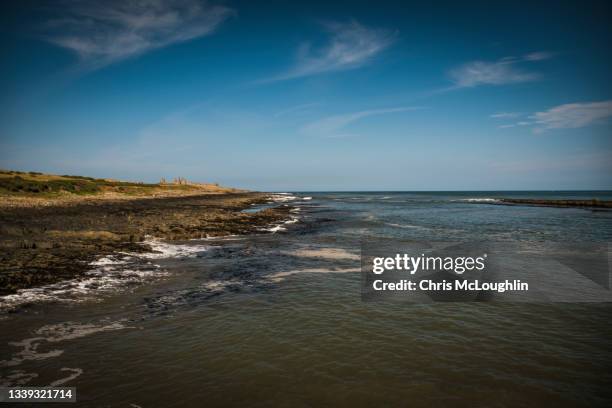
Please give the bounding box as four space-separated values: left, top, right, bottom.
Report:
0 170 241 207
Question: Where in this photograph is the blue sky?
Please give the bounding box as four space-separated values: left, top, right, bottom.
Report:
1 0 611 191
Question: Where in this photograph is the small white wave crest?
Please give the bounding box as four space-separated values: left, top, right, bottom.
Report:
260 215 300 233
266 267 360 283
385 222 431 231
142 238 209 259
454 198 500 203
269 193 298 202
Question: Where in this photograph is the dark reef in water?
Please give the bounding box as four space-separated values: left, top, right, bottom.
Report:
497 198 612 209
0 193 290 295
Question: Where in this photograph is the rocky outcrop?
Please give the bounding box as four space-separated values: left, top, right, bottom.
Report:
0 193 289 295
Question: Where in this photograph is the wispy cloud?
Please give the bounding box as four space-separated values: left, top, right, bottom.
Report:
496 100 612 133
531 100 612 133
522 51 556 61
301 106 421 137
448 51 554 88
497 122 531 129
262 20 396 83
490 112 521 119
43 0 234 70
448 58 536 87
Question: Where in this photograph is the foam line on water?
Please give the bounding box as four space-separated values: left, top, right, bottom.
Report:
454 198 500 203
1 319 130 386
141 238 209 259
266 267 361 282
283 247 360 260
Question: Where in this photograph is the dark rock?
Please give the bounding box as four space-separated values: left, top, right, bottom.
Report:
0 193 290 295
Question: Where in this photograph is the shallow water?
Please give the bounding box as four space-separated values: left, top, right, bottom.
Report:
1 192 612 407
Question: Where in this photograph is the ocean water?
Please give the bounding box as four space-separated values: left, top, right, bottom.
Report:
1 192 612 407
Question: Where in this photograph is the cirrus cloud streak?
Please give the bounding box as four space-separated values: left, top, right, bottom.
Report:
43 0 234 70
261 20 396 83
301 106 422 137
448 51 554 88
495 100 612 133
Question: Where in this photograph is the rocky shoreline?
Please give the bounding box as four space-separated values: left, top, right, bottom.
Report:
0 192 291 296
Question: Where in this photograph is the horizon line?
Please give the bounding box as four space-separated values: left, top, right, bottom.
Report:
276 189 612 193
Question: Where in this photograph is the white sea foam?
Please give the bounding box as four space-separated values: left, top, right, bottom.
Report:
1 320 129 386
0 257 168 311
260 215 300 233
90 256 128 266
35 321 129 342
264 224 287 233
385 222 431 231
267 267 360 282
0 370 38 386
1 338 64 368
269 193 298 202
199 234 244 242
284 247 360 260
142 238 209 259
269 193 312 202
1 221 297 310
455 198 500 203
1 320 130 369
0 203 289 310
49 368 83 386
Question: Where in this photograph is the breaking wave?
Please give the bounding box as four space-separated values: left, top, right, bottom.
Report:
455 198 500 203
269 193 299 202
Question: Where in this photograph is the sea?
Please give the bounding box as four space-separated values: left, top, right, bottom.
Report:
1 191 611 407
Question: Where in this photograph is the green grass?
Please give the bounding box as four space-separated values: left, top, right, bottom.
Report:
0 169 234 198
0 175 99 194
0 170 158 196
